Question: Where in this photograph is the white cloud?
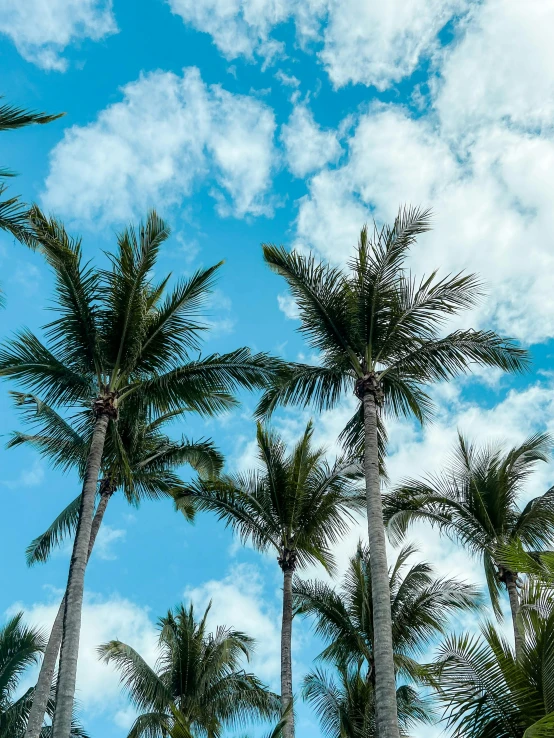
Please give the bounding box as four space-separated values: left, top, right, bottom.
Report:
281 104 342 178
0 0 117 71
168 0 470 89
277 293 300 320
435 0 554 137
42 67 277 225
274 70 300 88
7 593 158 715
1 459 44 489
184 563 282 685
93 525 126 560
293 104 554 344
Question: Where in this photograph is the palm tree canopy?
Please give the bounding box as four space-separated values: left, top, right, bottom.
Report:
0 100 63 249
175 421 364 572
0 208 280 418
434 580 554 738
294 543 481 683
0 613 87 738
99 602 280 738
384 432 554 617
9 392 223 566
302 663 433 738
256 207 528 452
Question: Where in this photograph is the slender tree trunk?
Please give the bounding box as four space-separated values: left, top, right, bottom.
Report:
362 391 400 738
52 413 110 738
505 571 524 660
25 491 113 738
281 566 295 738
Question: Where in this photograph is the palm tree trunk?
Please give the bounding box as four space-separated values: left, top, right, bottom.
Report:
25 490 113 738
281 566 295 738
505 571 524 660
362 391 400 738
52 413 110 738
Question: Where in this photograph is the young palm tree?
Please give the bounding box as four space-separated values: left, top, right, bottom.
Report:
176 421 363 738
294 543 480 736
10 393 223 738
0 613 86 738
385 432 554 659
99 602 280 738
434 580 554 737
0 208 278 738
303 663 431 738
258 207 527 738
0 100 62 248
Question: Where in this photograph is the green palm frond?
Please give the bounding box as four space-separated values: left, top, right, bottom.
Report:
0 101 63 131
182 421 362 573
26 493 82 566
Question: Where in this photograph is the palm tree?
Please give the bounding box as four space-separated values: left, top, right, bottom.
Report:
99 602 280 738
175 421 363 738
10 393 223 738
0 208 279 738
294 543 479 736
0 100 62 249
0 613 86 738
302 663 431 738
384 432 554 660
258 207 527 738
434 580 554 737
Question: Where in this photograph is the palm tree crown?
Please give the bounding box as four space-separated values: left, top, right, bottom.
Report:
99 602 279 738
177 421 363 738
385 432 554 657
295 544 480 737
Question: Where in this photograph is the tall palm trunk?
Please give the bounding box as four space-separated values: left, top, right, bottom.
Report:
52 412 110 738
25 488 113 738
281 566 295 738
504 570 524 661
362 390 400 738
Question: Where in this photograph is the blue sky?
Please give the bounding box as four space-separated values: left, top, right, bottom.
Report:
2 0 554 736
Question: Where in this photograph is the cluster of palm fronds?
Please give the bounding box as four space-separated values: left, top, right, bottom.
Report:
3 97 554 738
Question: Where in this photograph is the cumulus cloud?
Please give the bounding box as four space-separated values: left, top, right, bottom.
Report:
42 67 277 225
93 525 126 560
8 593 158 714
281 104 342 178
293 103 554 344
0 0 117 71
168 0 470 89
184 563 282 685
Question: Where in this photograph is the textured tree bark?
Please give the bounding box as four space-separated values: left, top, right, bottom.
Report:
25 490 113 738
281 566 295 738
362 391 400 738
52 413 110 738
505 571 524 661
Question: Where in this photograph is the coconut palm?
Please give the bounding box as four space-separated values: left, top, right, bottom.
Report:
99 602 280 738
384 432 554 660
302 663 431 738
10 393 223 738
0 613 86 738
0 100 62 249
434 580 554 737
294 544 479 736
258 206 528 738
175 421 363 738
0 208 279 738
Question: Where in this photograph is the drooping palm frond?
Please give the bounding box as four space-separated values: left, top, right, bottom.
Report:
26 494 83 566
385 432 554 620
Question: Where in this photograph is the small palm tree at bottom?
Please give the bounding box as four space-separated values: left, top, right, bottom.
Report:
99 602 280 738
177 421 364 738
0 613 87 738
303 663 432 738
434 580 554 738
